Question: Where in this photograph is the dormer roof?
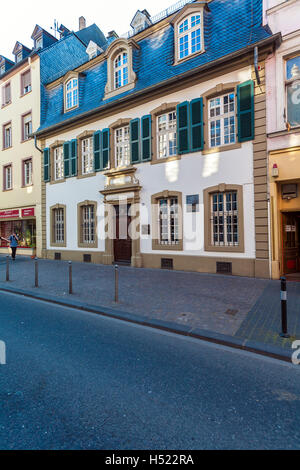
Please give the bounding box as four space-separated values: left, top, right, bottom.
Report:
12 41 31 56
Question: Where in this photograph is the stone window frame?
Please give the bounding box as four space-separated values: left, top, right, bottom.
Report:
76 130 96 179
202 82 241 155
151 190 183 251
2 81 11 108
150 102 180 165
109 118 132 170
50 204 67 248
77 200 98 249
49 140 66 185
104 38 139 100
62 71 79 113
3 163 13 191
2 121 12 150
203 184 245 254
171 1 207 66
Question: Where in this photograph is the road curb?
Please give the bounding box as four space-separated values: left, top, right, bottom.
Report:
0 284 293 364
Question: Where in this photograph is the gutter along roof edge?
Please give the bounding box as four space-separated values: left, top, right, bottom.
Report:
35 32 282 138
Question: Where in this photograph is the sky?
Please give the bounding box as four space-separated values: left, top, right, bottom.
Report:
0 0 180 60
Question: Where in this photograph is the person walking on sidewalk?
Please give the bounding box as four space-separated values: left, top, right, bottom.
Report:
0 233 19 260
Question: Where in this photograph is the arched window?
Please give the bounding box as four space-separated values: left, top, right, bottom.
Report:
114 51 129 89
66 78 79 110
178 14 202 60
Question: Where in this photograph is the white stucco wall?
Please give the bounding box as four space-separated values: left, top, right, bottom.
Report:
45 65 256 259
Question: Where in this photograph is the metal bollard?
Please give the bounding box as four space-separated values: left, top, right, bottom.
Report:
69 261 73 295
115 264 119 303
34 257 39 288
280 277 290 338
6 256 9 282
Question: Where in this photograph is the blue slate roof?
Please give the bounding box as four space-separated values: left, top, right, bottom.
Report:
75 24 108 50
37 0 275 134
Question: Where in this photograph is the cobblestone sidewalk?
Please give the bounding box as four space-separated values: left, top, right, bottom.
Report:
0 256 299 351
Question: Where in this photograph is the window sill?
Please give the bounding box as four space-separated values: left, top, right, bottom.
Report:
173 49 205 66
64 104 79 113
2 146 12 151
202 142 241 155
50 178 66 185
20 90 32 98
205 245 245 254
50 242 67 248
104 81 135 100
151 155 181 165
21 138 33 144
78 242 98 249
152 241 183 252
3 188 13 192
77 172 96 180
1 102 11 108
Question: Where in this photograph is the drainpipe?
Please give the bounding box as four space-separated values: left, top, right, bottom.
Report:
34 135 43 153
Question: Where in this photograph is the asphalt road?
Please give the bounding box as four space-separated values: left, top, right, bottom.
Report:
0 291 299 450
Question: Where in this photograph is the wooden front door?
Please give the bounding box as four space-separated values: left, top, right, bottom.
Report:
114 204 132 264
282 212 300 275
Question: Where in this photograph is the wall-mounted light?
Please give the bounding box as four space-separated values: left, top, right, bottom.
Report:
272 163 279 178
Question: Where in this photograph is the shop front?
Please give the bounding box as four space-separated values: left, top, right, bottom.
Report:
0 207 36 256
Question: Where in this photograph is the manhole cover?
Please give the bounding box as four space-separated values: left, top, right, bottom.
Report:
225 309 238 316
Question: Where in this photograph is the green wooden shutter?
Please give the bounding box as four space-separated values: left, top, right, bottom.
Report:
101 128 110 170
141 115 152 161
177 102 190 154
190 98 204 152
237 80 255 142
63 141 71 178
130 118 140 164
70 139 77 176
43 148 50 182
93 130 102 172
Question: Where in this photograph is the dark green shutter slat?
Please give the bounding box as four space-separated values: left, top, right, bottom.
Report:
190 98 204 152
43 148 50 182
70 139 77 176
237 80 254 142
177 102 190 154
101 128 110 170
94 130 102 172
141 115 151 161
130 118 140 164
63 141 71 178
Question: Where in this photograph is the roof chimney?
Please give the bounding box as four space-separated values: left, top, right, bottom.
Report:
79 16 86 31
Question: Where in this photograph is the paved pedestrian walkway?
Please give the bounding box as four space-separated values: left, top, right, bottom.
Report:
0 255 299 355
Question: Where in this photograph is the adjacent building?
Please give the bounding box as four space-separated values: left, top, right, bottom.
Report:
264 0 300 279
35 0 280 278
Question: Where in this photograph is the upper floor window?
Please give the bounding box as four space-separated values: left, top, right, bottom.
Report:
3 165 12 191
114 52 129 89
23 158 33 187
2 83 11 106
3 123 12 149
35 36 43 50
54 146 64 181
22 112 32 141
66 78 79 110
208 92 236 148
178 14 202 60
157 112 177 159
81 137 94 175
286 55 300 128
115 126 130 168
21 70 32 96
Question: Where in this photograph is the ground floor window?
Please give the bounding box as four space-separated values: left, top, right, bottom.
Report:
159 197 179 245
0 219 36 248
81 205 95 244
50 206 66 246
211 191 238 246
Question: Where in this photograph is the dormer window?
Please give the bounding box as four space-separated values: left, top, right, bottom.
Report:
172 1 208 65
178 14 202 60
114 52 129 89
35 36 43 50
0 64 5 75
16 52 22 63
66 78 79 110
104 38 139 100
